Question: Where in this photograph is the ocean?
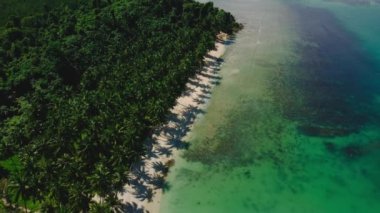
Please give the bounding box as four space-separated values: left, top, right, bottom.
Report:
160 0 380 212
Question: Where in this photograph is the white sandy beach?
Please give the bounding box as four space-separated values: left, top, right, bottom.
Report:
118 34 228 213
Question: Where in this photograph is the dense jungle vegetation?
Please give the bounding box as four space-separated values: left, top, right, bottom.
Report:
0 0 240 211
0 0 87 26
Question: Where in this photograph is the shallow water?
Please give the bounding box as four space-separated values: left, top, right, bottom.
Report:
160 0 380 212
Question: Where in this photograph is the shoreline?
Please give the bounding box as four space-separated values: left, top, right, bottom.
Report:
119 33 229 213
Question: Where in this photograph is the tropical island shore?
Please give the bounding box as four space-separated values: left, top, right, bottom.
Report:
119 33 229 213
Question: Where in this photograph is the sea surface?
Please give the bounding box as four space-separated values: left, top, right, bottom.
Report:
160 0 380 212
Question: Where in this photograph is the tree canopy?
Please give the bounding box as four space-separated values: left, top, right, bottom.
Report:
0 0 240 211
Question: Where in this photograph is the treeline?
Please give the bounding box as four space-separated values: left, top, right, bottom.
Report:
0 0 240 211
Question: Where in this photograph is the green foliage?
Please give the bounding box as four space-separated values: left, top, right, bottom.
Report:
0 0 87 26
0 0 239 211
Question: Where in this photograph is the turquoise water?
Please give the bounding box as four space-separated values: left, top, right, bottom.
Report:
160 0 380 212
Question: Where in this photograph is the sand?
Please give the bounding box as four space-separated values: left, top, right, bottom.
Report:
118 33 228 213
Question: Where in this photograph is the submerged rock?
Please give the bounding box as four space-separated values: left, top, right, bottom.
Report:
342 144 363 159
298 125 357 137
325 140 380 160
324 141 337 153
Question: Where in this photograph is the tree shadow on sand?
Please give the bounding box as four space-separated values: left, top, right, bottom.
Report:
130 162 151 181
143 138 159 159
132 185 153 202
151 161 169 175
156 146 172 157
217 36 235 46
149 175 171 191
116 202 146 213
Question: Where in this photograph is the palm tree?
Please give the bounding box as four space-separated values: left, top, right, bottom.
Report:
8 170 30 212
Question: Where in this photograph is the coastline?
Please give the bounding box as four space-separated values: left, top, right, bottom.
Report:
119 33 229 213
